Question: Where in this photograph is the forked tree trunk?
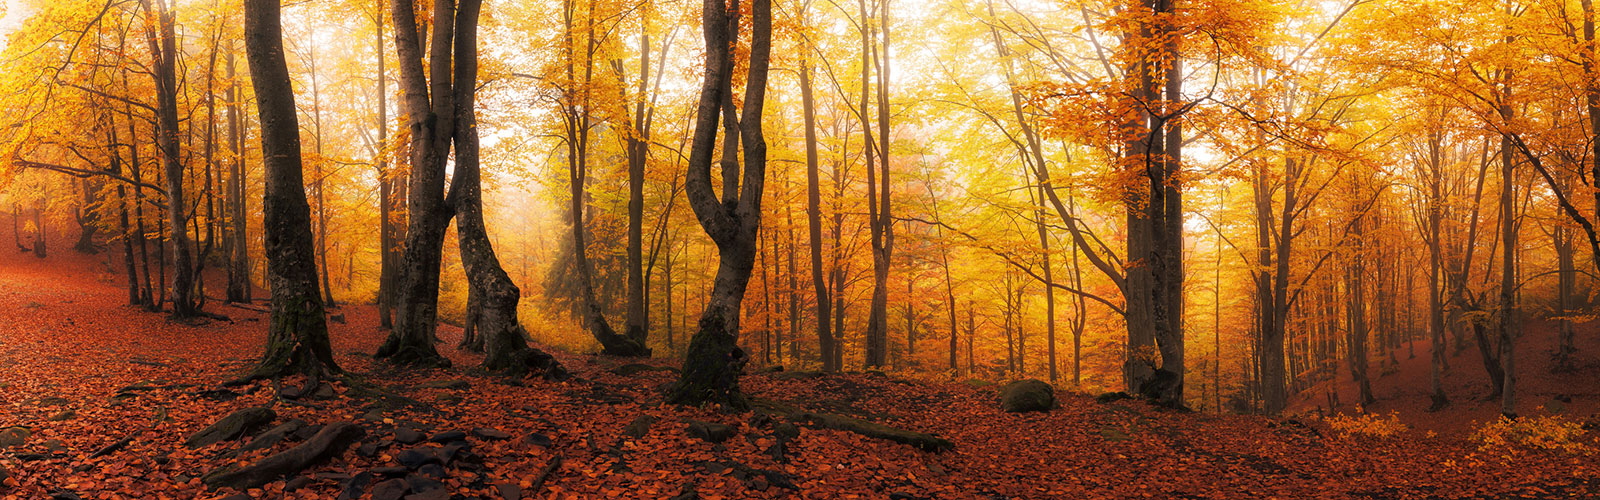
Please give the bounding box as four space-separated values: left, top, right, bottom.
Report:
375 0 464 367
142 0 197 318
243 0 340 380
668 0 770 409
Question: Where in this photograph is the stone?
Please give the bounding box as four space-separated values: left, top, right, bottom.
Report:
684 420 736 443
405 474 445 493
493 482 522 500
472 427 511 440
623 415 657 439
395 448 439 470
427 430 467 444
393 428 424 444
337 471 373 500
999 379 1055 413
372 466 409 477
0 427 29 449
370 478 409 500
522 433 552 447
416 463 447 479
404 490 449 500
47 408 76 421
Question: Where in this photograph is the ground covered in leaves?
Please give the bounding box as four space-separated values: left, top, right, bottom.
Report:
1 253 1598 499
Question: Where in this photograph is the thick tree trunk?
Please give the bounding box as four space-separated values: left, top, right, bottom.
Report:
449 3 564 378
243 0 340 380
375 0 462 367
668 0 770 409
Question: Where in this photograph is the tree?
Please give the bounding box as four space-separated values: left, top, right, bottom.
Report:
242 0 340 381
667 0 772 409
140 0 199 318
374 0 474 367
448 0 566 378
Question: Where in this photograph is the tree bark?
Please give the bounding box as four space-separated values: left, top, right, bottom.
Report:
375 0 463 367
243 0 341 380
142 0 197 317
799 54 835 373
226 45 252 304
449 0 565 378
668 0 770 409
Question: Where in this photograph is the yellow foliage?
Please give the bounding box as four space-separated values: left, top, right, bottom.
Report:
1471 415 1592 455
1323 410 1408 438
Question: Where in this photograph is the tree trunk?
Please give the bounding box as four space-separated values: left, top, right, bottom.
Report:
143 0 197 317
450 3 564 378
1498 103 1518 418
226 46 252 304
668 0 771 409
1346 200 1374 407
243 0 340 380
375 0 463 367
800 55 835 373
860 0 892 369
375 0 395 326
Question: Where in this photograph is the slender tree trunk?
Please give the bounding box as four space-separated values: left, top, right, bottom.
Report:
1424 122 1450 411
108 111 141 305
376 0 396 326
307 42 336 307
800 55 834 372
860 0 892 369
1498 99 1518 418
1346 199 1374 406
143 0 197 317
226 45 252 304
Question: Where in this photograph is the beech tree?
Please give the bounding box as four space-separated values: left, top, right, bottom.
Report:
667 0 772 409
242 0 340 381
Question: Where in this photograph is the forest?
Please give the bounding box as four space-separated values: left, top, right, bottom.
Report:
0 0 1598 496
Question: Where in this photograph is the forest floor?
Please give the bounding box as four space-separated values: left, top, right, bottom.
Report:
1 250 1598 499
1290 309 1600 437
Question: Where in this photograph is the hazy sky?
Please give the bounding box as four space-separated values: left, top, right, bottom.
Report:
0 2 36 51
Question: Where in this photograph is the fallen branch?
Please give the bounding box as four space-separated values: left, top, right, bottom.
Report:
752 399 955 453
